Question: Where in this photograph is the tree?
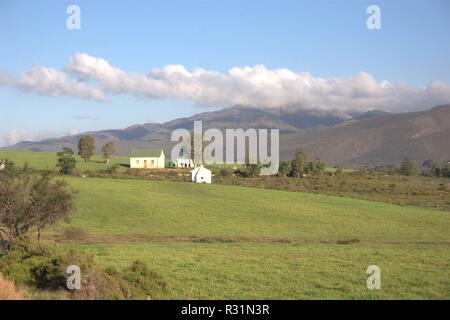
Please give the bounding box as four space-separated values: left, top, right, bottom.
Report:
277 160 291 177
422 159 434 169
0 163 75 247
242 163 261 178
0 164 32 247
431 163 443 177
306 158 326 175
78 135 96 163
28 173 75 241
101 141 116 165
443 164 450 178
56 148 76 175
290 149 307 177
400 156 417 176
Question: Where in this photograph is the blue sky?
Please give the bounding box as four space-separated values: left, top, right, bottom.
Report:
1 0 450 146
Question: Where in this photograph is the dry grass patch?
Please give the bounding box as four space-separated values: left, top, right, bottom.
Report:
0 274 25 300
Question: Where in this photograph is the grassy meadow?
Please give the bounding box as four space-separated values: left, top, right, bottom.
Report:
54 177 450 299
0 150 129 172
1 150 450 299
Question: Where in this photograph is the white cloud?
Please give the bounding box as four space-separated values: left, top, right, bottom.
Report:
2 129 78 147
17 65 106 102
12 53 450 112
3 129 32 146
68 128 78 136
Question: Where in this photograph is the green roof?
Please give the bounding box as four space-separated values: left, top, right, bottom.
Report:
130 149 163 158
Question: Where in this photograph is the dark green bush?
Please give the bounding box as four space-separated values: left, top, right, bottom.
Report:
0 237 169 300
219 168 232 177
0 237 65 289
121 260 168 299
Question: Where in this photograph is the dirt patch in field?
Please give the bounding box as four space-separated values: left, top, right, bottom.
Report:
48 233 450 246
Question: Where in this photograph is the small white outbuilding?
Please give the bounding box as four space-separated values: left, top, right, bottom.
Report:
0 160 5 171
190 165 212 184
175 158 194 168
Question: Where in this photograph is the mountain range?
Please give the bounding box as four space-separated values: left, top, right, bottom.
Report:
5 104 450 167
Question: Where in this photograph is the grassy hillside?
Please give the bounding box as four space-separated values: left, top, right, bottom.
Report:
59 178 450 242
2 151 449 298
53 177 450 299
66 242 450 299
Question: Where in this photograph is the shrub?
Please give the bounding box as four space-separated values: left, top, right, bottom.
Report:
102 164 119 174
0 237 66 289
56 148 76 175
0 237 169 300
219 168 232 177
64 250 129 300
121 260 168 299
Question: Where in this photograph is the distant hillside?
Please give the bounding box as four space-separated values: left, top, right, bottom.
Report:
280 104 450 166
5 104 450 167
6 105 351 156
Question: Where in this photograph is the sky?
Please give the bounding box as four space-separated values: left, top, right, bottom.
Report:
1 0 450 146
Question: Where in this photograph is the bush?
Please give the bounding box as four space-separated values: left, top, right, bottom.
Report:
64 250 129 300
0 237 169 300
0 237 65 289
56 148 76 175
121 260 168 299
219 168 232 177
101 164 119 174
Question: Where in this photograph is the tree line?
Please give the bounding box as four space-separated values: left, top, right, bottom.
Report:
277 149 326 177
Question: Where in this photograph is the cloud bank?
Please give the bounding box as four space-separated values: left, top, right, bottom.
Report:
17 66 106 102
4 53 450 112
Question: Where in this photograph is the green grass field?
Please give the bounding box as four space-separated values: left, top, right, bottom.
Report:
0 150 129 171
55 177 450 299
2 150 450 299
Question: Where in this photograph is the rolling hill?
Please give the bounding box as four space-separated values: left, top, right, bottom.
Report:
59 177 450 299
280 104 450 166
4 104 450 167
